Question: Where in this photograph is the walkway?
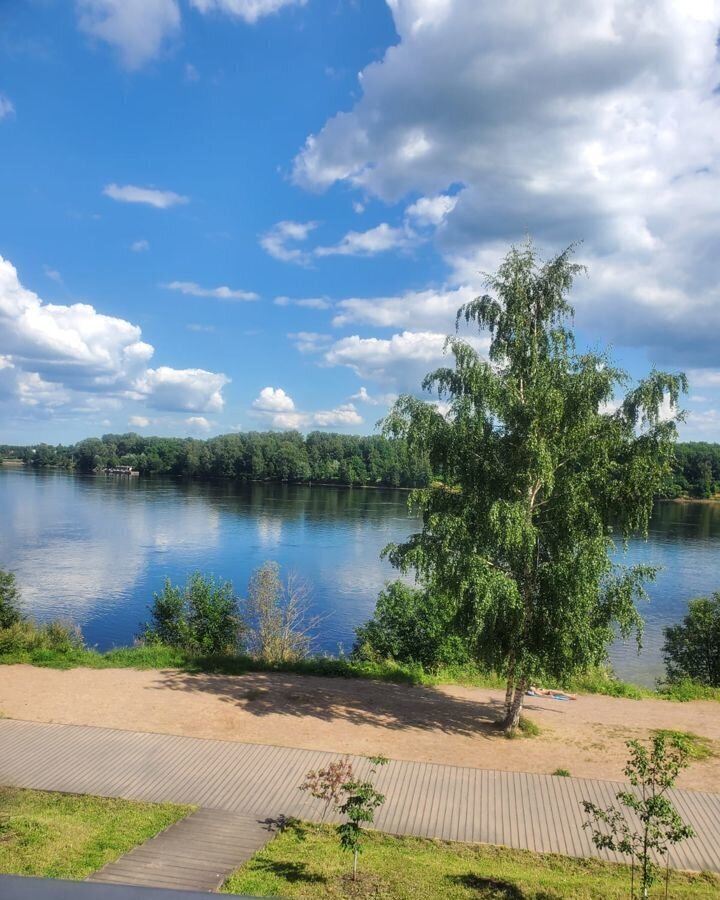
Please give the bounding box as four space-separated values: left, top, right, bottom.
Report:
1 719 718 874
88 808 274 892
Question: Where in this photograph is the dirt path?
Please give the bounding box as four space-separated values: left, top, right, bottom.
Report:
0 665 718 791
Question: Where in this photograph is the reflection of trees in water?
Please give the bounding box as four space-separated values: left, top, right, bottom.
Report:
179 479 416 528
651 500 720 541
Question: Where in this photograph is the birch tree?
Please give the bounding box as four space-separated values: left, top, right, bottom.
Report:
383 242 686 732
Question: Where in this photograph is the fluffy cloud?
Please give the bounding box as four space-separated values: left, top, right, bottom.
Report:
252 386 295 412
251 386 362 429
405 193 458 227
131 239 150 252
324 330 490 391
76 0 181 70
0 255 229 421
0 255 153 391
333 284 475 330
129 415 151 427
260 220 317 263
314 223 413 257
103 183 189 208
185 415 212 431
164 281 259 301
351 386 398 407
133 367 229 412
292 0 720 370
0 93 15 120
189 0 306 24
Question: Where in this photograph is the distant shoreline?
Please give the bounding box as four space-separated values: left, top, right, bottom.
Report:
0 464 415 491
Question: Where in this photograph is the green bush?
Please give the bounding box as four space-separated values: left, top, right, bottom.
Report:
352 581 470 670
662 593 720 687
142 573 244 655
0 619 84 655
0 570 22 629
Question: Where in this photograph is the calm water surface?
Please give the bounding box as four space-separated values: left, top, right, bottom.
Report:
2 467 719 686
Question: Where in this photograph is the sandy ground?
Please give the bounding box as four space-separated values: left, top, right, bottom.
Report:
0 665 718 791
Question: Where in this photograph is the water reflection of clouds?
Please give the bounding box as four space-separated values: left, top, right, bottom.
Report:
256 515 283 546
5 475 220 621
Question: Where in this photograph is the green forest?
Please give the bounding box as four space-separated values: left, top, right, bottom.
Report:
0 431 431 487
1 432 720 497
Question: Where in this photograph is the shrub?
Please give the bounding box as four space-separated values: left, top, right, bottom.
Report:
352 581 470 670
0 570 22 629
244 562 320 663
0 619 83 655
662 593 720 687
142 573 243 655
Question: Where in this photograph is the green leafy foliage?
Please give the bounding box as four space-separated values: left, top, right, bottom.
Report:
583 733 695 899
142 573 244 655
5 431 431 487
0 569 22 629
299 756 388 881
245 562 319 663
382 241 687 731
336 757 388 880
662 593 720 687
353 581 471 670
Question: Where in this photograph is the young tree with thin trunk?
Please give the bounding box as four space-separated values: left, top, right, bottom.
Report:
383 242 686 733
583 733 694 899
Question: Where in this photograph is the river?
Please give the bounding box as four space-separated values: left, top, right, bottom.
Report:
2 467 719 686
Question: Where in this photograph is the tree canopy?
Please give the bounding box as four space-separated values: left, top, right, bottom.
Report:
383 242 686 730
662 593 720 687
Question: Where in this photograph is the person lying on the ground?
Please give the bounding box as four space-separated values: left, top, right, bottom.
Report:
527 686 577 701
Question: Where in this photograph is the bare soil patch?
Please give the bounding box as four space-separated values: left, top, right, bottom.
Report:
0 665 718 791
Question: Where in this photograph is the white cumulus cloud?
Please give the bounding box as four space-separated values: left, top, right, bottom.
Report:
252 386 295 412
76 0 181 70
133 367 229 413
131 239 150 252
0 255 230 422
103 183 189 208
129 415 151 427
260 220 317 264
185 415 212 431
291 0 720 370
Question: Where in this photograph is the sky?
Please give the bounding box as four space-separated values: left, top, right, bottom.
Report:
1 0 720 444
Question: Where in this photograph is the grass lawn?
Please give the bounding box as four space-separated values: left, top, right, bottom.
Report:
222 821 720 899
0 787 191 880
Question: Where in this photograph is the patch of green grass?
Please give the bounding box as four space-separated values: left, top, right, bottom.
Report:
221 820 720 899
552 768 571 777
656 679 720 703
0 786 191 880
653 730 717 761
505 716 542 740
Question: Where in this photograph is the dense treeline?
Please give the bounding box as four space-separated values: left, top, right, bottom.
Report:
664 442 720 499
0 431 431 487
3 436 720 496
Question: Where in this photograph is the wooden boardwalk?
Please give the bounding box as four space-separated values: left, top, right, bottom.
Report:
88 808 274 891
1 719 718 874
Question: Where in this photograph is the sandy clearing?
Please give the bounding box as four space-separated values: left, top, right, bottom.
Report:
0 665 718 791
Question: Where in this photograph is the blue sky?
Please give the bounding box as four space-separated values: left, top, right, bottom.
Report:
1 0 720 443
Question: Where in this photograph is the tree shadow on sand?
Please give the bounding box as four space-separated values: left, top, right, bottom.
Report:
148 669 554 737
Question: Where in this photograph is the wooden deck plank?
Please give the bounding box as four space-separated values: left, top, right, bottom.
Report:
1 718 718 875
88 808 273 891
